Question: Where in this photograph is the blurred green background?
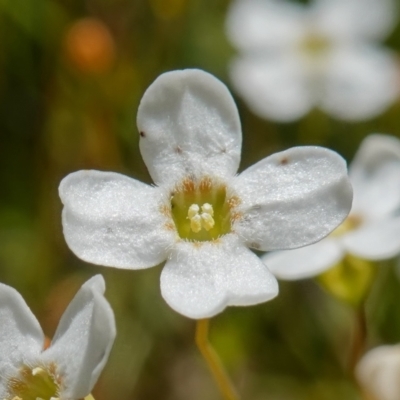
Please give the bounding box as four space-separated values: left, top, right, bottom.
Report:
1 0 400 399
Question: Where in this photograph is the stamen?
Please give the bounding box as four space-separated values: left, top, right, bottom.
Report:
201 203 213 216
190 214 202 233
187 204 200 219
187 203 215 233
201 213 214 231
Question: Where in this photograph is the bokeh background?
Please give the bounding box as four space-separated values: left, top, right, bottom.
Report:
1 0 400 399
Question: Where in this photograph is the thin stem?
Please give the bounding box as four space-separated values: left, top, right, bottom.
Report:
348 304 367 375
195 319 240 400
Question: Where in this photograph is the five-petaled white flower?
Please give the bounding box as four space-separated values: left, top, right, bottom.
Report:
356 344 400 400
0 275 116 400
59 69 352 319
226 0 399 122
263 134 400 280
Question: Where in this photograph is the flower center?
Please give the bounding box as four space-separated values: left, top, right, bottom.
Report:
300 32 331 59
332 214 363 237
170 177 239 242
6 365 60 400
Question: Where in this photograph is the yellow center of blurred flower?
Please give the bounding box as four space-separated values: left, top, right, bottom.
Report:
6 365 60 400
170 177 241 242
332 214 363 237
300 33 331 58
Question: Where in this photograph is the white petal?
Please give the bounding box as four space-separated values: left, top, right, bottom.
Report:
229 54 313 122
0 284 44 397
349 134 400 220
262 238 344 280
137 69 242 185
312 0 397 41
356 345 400 400
59 170 176 269
320 46 399 121
342 217 400 260
43 275 116 399
160 234 278 319
226 0 306 51
231 146 353 251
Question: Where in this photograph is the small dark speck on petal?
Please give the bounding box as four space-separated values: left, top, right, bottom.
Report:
140 131 146 137
176 146 182 154
279 157 289 165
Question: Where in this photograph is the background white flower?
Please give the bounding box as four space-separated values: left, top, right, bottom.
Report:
356 344 400 400
263 134 400 280
226 0 399 122
0 274 116 400
59 69 352 319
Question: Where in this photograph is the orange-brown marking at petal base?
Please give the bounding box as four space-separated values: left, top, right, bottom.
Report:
230 211 243 223
199 177 213 193
227 196 241 209
164 222 176 231
159 204 172 217
181 177 196 193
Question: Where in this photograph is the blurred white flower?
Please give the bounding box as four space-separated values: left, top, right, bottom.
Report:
263 134 400 280
356 344 400 400
0 275 116 400
226 0 399 122
59 69 352 319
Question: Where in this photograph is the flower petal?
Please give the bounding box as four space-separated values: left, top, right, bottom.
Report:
160 234 278 319
0 283 44 397
312 0 397 41
342 217 400 260
226 0 306 51
356 345 400 400
231 146 352 251
137 69 242 185
262 238 344 280
229 54 313 122
59 170 176 269
43 275 116 399
349 134 400 220
320 46 399 121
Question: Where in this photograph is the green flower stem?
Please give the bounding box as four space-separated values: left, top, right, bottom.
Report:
195 319 240 400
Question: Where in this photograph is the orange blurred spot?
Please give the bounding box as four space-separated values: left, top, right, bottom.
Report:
64 17 115 74
43 336 51 350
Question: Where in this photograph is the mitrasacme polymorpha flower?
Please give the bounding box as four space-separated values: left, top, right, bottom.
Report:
226 0 399 122
59 69 352 319
263 134 400 281
0 275 115 400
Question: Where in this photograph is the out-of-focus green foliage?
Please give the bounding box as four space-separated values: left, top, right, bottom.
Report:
1 0 400 399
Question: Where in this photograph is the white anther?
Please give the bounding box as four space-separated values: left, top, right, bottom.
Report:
190 214 202 233
201 203 214 216
201 213 215 231
187 204 200 219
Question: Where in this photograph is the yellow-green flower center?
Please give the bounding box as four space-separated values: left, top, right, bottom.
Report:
300 33 331 58
332 214 363 237
6 365 60 400
170 177 240 242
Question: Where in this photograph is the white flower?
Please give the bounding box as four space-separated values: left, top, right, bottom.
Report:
226 0 399 122
0 275 116 400
356 344 400 400
263 134 400 280
59 69 352 319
